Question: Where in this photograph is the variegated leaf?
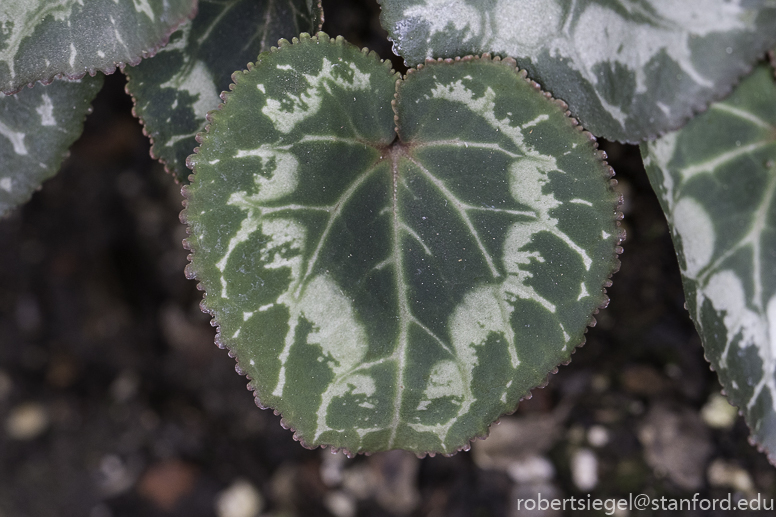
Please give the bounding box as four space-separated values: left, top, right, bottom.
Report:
0 75 103 217
378 0 776 143
0 0 197 94
183 33 622 455
642 65 776 462
126 0 323 183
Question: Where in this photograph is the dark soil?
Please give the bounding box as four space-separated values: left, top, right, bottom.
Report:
1 2 774 516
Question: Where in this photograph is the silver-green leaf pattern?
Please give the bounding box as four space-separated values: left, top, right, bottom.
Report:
0 75 103 217
642 65 776 462
183 33 622 455
378 0 776 143
126 0 323 183
0 0 197 94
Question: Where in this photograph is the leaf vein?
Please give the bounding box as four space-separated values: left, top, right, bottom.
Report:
296 163 380 295
408 156 501 278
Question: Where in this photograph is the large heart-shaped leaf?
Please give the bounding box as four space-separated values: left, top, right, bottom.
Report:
0 75 103 217
0 0 197 94
183 33 622 455
126 0 323 183
378 0 776 143
642 65 776 462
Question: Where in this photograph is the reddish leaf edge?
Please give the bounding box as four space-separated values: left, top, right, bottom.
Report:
124 75 186 184
376 0 776 146
572 49 776 145
125 0 326 184
704 352 776 467
700 162 776 468
179 31 626 458
1 0 199 96
662 67 776 467
0 77 102 220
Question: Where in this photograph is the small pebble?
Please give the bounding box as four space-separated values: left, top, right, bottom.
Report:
98 454 136 497
701 393 738 429
473 415 563 470
324 491 356 517
571 448 598 491
372 451 420 514
587 425 609 447
638 403 711 491
707 459 754 494
5 402 49 440
215 479 263 517
341 464 375 500
320 449 347 487
506 455 555 484
137 459 198 511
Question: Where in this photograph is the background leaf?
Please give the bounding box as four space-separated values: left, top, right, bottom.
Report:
377 0 776 143
183 33 622 455
126 0 324 182
642 65 776 462
0 0 197 94
0 75 104 217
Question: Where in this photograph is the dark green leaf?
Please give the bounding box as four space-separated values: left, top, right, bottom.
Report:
126 0 323 182
0 75 104 217
183 33 622 455
642 65 776 463
378 0 776 142
0 0 197 94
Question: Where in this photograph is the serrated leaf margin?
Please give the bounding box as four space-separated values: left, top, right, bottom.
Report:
1 0 198 95
180 33 626 456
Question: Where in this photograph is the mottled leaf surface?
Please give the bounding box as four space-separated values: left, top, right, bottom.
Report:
0 75 103 217
184 33 622 454
642 66 776 462
0 0 197 94
378 0 776 142
126 0 323 182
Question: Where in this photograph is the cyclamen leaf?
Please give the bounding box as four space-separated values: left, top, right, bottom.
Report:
642 66 776 463
126 0 323 183
0 75 103 217
0 0 197 94
377 0 776 143
183 33 622 455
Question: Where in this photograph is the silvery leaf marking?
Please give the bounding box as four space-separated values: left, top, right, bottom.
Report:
183 34 622 454
643 65 776 462
379 0 776 142
0 0 196 93
125 0 322 181
0 75 103 216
